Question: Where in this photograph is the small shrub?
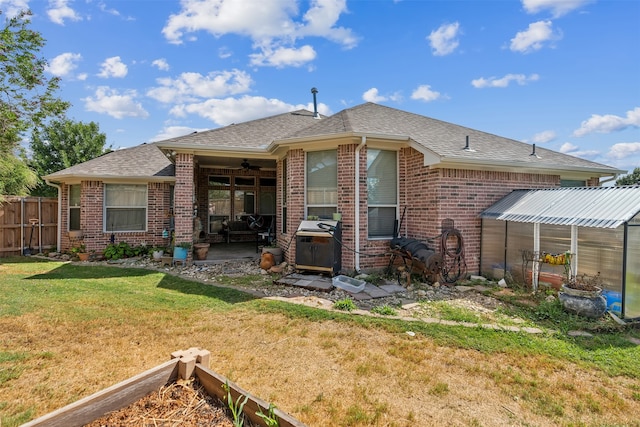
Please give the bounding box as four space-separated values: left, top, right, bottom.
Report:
333 298 357 312
371 305 397 316
103 242 134 260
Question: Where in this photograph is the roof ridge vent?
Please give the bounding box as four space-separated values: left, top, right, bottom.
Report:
463 135 475 152
311 87 320 119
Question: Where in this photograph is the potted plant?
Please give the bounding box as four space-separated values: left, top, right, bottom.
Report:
71 244 90 261
173 242 191 262
151 246 165 260
558 272 607 318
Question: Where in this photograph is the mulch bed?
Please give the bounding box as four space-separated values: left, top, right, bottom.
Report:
84 377 257 427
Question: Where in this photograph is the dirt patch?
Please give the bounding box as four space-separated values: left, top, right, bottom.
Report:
84 378 248 427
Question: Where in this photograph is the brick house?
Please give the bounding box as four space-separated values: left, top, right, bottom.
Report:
44 102 624 274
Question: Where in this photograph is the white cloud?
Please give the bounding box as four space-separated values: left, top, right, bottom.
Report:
510 20 560 53
152 58 170 71
218 47 233 59
147 69 253 104
559 143 599 159
427 22 461 56
249 44 316 68
471 73 540 88
559 142 578 153
151 125 209 142
47 0 82 25
410 85 442 102
83 86 149 119
522 0 592 18
531 130 556 143
98 56 128 78
162 0 358 67
168 95 329 127
573 107 640 137
606 142 640 160
0 0 30 18
362 88 387 103
46 52 82 77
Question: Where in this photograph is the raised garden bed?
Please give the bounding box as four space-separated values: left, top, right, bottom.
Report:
21 348 306 427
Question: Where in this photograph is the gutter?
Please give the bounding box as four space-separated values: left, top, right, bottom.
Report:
45 179 62 252
354 136 367 272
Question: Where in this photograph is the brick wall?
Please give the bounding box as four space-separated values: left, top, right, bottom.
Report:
353 147 561 273
174 153 195 258
59 181 173 254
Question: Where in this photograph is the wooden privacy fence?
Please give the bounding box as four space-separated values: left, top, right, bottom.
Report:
0 197 58 257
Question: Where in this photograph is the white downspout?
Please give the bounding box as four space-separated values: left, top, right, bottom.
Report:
46 179 62 252
354 136 366 272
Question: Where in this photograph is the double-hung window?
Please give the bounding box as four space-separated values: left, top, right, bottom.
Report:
105 184 147 231
306 150 337 219
69 184 81 231
367 149 397 238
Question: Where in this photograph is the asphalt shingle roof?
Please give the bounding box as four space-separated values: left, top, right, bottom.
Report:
158 109 320 149
286 103 620 173
44 143 174 180
46 103 623 181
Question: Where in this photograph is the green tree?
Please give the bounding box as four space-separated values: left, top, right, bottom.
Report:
30 119 111 197
616 167 640 186
0 10 69 202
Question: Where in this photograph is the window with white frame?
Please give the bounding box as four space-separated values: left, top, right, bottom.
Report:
104 184 147 232
367 149 397 238
69 184 81 230
306 150 337 219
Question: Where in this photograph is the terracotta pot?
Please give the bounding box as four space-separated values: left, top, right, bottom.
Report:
193 243 210 261
261 246 282 264
77 253 90 261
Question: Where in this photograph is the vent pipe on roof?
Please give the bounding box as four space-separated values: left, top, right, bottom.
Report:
463 135 475 152
311 87 320 119
530 143 540 158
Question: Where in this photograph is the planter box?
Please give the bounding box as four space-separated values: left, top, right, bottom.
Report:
21 348 307 427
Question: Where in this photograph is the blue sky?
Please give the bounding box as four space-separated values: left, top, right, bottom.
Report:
3 0 639 175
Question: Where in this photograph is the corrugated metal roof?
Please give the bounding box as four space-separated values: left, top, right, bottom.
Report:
480 186 640 228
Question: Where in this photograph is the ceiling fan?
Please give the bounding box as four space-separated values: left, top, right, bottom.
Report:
241 159 261 170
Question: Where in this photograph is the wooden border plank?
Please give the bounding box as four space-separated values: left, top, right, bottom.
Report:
21 359 179 427
195 364 308 427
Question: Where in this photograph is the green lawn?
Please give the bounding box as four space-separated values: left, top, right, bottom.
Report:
1 257 639 426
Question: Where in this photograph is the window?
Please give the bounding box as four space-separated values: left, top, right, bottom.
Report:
306 150 337 219
234 190 255 217
208 189 230 233
105 184 147 231
259 177 276 215
367 149 397 238
69 184 81 231
561 179 586 187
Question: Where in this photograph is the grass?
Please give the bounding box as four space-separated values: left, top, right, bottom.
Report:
1 257 640 426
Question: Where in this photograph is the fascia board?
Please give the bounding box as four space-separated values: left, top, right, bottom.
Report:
436 157 625 176
268 132 410 151
43 174 175 183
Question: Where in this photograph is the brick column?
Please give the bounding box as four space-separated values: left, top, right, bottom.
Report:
174 153 194 261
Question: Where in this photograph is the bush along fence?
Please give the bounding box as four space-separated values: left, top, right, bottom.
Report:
0 197 58 257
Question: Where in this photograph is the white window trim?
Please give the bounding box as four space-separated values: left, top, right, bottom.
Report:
304 149 338 218
68 184 81 231
367 149 399 240
103 184 148 233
